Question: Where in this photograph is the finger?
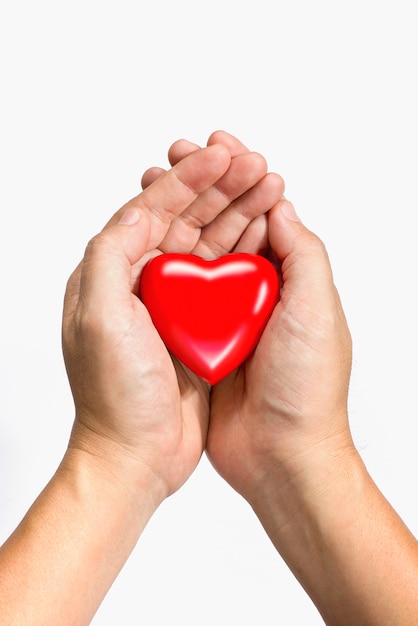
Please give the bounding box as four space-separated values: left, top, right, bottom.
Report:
232 214 269 255
207 130 250 156
192 172 284 258
143 135 254 253
141 166 166 190
76 209 151 320
103 144 231 250
63 209 151 343
167 130 251 165
167 139 201 166
140 138 202 189
140 140 200 189
268 200 337 310
141 132 251 193
159 152 268 254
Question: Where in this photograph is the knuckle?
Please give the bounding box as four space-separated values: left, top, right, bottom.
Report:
198 237 229 259
85 231 110 254
83 230 121 264
305 230 329 259
178 210 205 230
73 304 114 345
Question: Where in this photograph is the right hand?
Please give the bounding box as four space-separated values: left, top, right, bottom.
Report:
206 198 355 502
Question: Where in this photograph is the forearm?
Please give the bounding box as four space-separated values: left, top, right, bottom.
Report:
249 433 418 626
0 445 165 626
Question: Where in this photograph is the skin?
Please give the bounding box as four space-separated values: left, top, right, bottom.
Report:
1 131 417 625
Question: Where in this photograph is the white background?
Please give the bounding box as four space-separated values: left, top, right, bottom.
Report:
1 1 417 624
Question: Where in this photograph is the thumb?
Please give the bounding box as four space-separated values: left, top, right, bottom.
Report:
70 208 151 318
269 200 336 309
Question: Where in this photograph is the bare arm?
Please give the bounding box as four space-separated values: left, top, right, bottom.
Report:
0 448 165 625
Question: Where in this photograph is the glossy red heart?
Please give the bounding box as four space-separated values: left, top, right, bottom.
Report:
139 253 280 384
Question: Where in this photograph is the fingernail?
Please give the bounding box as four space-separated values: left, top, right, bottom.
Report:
281 200 301 222
118 208 140 225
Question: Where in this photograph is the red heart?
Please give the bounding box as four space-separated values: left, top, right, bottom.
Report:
139 253 280 384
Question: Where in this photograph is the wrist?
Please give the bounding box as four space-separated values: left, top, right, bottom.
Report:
244 434 365 618
65 420 169 512
247 427 362 530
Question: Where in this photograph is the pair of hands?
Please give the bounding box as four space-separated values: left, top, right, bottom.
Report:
62 131 353 507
